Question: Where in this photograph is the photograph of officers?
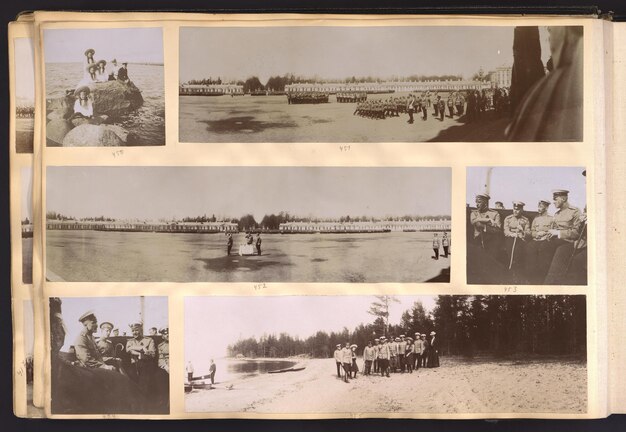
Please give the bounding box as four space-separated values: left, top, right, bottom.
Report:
466 167 587 285
50 296 169 414
334 332 440 382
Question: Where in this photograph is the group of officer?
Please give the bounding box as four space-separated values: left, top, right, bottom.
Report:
286 92 330 104
333 332 440 383
470 187 586 285
72 311 170 381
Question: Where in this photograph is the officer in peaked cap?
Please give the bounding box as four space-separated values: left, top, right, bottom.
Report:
470 192 503 257
503 201 531 280
544 189 584 284
74 311 114 370
158 327 170 373
525 199 556 284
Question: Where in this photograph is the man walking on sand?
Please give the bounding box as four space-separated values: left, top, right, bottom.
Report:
334 344 343 378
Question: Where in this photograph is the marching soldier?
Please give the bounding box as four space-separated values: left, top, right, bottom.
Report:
470 193 503 258
544 189 583 284
226 233 233 256
525 200 556 284
407 94 416 124
503 201 531 280
256 233 262 256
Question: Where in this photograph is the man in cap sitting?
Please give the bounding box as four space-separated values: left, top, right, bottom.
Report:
470 193 503 258
525 199 556 284
126 322 157 389
544 189 584 284
333 344 343 378
74 311 115 371
97 321 123 370
503 201 531 281
158 328 169 373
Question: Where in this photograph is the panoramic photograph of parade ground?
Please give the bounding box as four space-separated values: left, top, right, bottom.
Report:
49 296 169 414
43 27 165 147
179 26 582 143
45 167 451 283
184 295 587 414
466 166 587 286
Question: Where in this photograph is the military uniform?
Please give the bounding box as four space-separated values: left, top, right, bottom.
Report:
503 204 531 277
158 340 169 373
74 328 106 369
432 236 440 260
545 199 584 284
333 345 343 378
377 341 390 377
442 234 450 257
525 203 557 284
470 203 503 257
126 326 157 393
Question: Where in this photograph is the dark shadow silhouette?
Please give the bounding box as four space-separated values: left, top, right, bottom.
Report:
201 115 296 134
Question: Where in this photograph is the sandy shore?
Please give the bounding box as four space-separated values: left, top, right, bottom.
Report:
185 356 586 415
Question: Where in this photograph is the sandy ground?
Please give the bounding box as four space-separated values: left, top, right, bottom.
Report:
185 357 587 414
179 95 509 143
16 118 34 153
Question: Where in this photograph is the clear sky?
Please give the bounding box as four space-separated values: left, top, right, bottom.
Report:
14 37 35 103
47 167 451 221
185 295 437 367
44 27 163 64
180 26 550 84
466 167 587 211
58 296 168 352
21 167 32 221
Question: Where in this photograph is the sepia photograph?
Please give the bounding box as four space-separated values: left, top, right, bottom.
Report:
179 26 582 143
21 167 33 284
46 166 451 283
23 300 43 417
184 295 587 414
14 37 35 153
49 296 169 415
466 167 587 285
43 27 164 147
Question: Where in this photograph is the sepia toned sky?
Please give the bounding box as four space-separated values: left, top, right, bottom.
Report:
46 166 451 221
21 167 32 221
180 26 551 84
466 167 587 211
43 27 164 64
185 295 437 367
57 296 168 352
14 38 35 103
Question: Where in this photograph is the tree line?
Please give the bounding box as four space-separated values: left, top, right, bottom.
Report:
227 295 586 359
47 211 450 231
185 73 466 93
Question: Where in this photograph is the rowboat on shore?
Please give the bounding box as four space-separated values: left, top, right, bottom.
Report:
267 366 306 374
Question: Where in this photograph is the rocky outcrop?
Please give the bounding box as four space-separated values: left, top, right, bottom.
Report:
62 124 127 147
89 80 143 117
46 119 73 145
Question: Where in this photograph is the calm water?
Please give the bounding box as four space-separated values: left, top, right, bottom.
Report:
46 62 165 145
46 231 450 282
192 359 298 383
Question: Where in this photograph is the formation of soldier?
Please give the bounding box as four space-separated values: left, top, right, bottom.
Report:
470 188 586 285
286 92 330 104
16 106 35 118
336 92 367 103
333 333 440 383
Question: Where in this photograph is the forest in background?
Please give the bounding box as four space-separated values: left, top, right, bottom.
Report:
227 295 586 359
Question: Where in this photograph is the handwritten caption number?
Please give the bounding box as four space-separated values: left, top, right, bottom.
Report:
339 145 351 152
503 286 518 293
253 283 268 291
112 149 124 158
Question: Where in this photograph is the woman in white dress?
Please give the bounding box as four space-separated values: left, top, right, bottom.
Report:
71 86 94 119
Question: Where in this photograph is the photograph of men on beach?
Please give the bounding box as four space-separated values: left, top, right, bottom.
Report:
466 167 587 285
49 296 169 415
13 37 35 153
179 25 582 143
46 166 451 283
21 167 33 284
184 295 587 414
43 27 164 147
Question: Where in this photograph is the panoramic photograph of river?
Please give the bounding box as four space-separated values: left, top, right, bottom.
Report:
45 166 451 283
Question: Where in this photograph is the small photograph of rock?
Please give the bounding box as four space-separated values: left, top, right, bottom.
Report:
43 27 165 147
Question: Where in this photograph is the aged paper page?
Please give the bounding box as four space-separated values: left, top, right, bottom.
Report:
28 12 605 419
